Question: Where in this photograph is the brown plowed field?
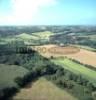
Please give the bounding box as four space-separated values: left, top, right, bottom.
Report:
67 49 96 67
32 44 80 55
32 44 96 67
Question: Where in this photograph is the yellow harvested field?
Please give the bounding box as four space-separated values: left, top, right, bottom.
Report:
32 44 96 67
66 49 96 67
32 44 79 56
13 78 77 100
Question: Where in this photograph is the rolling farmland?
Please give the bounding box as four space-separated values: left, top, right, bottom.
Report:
52 58 96 85
66 49 96 67
0 26 96 100
33 44 96 67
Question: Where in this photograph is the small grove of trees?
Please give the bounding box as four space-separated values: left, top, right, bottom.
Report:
0 41 36 56
15 64 58 88
77 38 96 49
54 77 74 89
15 74 34 87
0 87 19 100
15 71 37 87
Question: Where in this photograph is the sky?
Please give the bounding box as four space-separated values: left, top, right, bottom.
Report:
0 0 96 25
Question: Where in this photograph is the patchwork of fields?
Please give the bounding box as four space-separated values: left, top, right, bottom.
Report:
0 29 96 100
52 58 96 85
0 31 54 45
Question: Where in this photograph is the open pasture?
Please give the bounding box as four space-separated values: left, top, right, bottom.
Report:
0 64 29 89
13 78 77 100
52 58 96 85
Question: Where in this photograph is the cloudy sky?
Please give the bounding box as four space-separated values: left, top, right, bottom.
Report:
0 0 96 25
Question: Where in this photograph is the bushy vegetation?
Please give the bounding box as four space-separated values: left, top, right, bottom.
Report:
0 87 19 100
46 66 96 99
76 37 96 49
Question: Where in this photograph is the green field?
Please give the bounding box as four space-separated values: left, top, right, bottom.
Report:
0 37 16 44
0 64 29 89
15 31 53 41
52 58 96 85
13 77 77 100
16 33 38 40
0 31 54 45
32 31 53 40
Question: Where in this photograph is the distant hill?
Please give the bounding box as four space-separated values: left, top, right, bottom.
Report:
0 26 96 36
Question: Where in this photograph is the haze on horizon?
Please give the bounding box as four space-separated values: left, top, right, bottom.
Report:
0 0 96 26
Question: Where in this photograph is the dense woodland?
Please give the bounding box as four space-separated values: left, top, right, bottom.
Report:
50 33 96 49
